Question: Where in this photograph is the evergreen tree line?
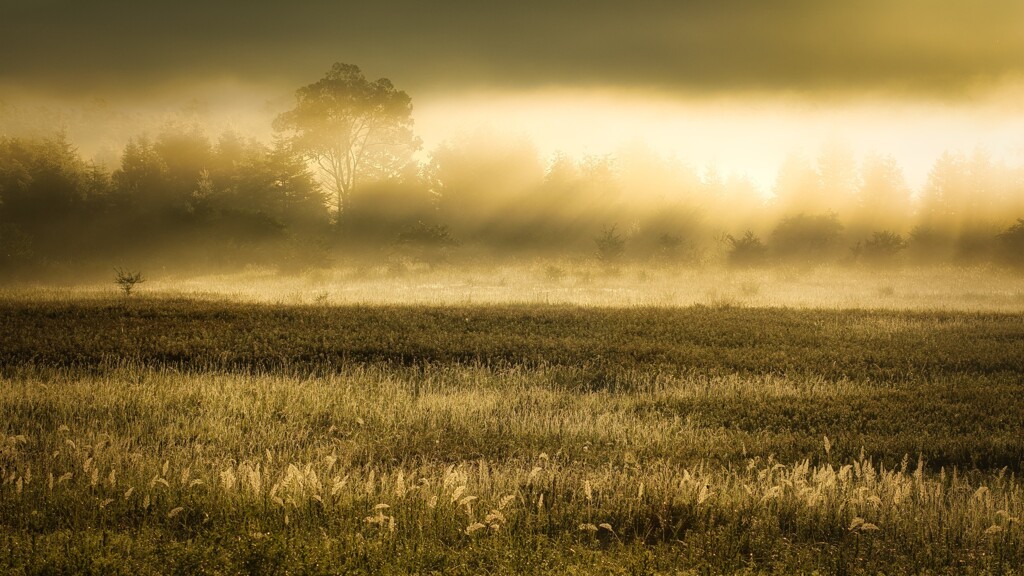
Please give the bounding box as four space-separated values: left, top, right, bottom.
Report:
2 124 1024 278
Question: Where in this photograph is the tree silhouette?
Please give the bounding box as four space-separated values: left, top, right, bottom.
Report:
770 213 844 262
856 153 911 231
997 218 1024 269
726 231 767 266
595 224 626 264
273 63 421 228
919 151 968 228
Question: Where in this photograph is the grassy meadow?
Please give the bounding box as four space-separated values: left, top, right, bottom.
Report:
6 263 1024 311
2 275 1024 574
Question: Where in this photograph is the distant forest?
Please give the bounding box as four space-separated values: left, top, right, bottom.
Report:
2 66 1024 279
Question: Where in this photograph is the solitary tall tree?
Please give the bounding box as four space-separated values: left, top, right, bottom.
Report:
273 63 421 227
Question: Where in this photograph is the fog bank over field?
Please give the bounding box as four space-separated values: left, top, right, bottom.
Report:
6 0 1024 197
3 1 1024 292
5 83 1024 194
3 265 1023 314
2 85 1024 286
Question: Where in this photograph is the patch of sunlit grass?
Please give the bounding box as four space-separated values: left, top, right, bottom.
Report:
1 366 1023 572
2 263 1021 311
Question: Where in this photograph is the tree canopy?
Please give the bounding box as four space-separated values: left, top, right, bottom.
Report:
273 63 421 226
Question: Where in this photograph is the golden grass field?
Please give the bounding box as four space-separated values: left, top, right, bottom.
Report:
1 265 1023 574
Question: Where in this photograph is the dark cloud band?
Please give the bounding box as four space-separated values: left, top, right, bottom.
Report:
1 0 1022 99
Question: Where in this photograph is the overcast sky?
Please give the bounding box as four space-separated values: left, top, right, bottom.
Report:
3 0 1023 97
3 0 1024 189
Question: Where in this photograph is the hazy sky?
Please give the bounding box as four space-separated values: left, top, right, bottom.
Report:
3 0 1024 189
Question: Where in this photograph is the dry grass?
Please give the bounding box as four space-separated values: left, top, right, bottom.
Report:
1 362 1023 573
1 298 1022 573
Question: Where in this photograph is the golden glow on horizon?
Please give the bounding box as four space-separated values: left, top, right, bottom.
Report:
415 88 1024 194
4 80 1024 196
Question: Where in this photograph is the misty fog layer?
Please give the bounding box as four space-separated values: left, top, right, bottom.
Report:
2 64 1024 281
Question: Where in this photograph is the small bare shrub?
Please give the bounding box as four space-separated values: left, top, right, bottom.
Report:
854 231 907 264
877 285 896 297
726 231 767 266
114 268 145 297
544 265 567 282
739 281 761 297
595 225 626 264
